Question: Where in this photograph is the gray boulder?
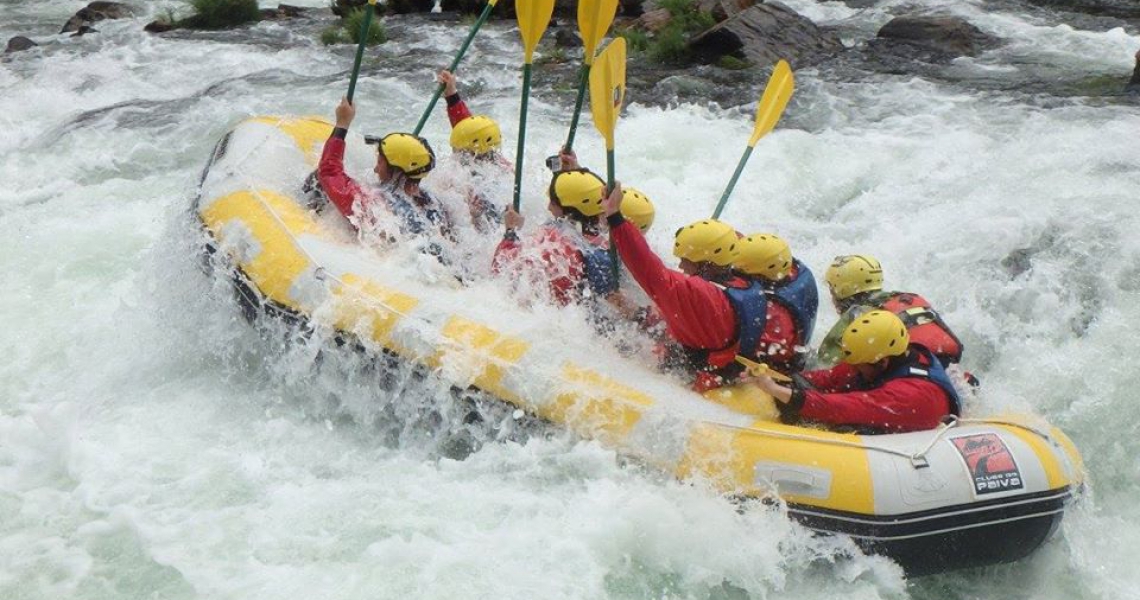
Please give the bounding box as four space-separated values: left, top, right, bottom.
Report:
689 2 844 68
1127 49 1140 94
6 36 38 53
60 2 133 34
874 15 1000 58
695 0 758 22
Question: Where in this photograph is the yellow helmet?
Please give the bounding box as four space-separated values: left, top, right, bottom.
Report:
673 219 739 266
379 133 435 179
826 254 883 300
839 309 909 365
549 169 606 217
619 187 655 232
449 115 501 156
734 233 792 281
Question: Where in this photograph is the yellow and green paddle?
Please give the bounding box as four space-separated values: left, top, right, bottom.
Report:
711 59 795 219
564 0 619 151
346 0 381 103
511 0 556 211
588 38 627 279
412 0 501 135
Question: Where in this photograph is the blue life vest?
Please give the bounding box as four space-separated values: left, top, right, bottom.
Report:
766 259 819 343
580 245 617 297
882 347 963 416
722 280 769 358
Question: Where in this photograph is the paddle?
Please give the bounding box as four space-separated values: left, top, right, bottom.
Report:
711 60 794 219
564 0 619 152
412 0 501 135
346 0 380 103
511 0 557 211
588 38 627 281
735 355 792 382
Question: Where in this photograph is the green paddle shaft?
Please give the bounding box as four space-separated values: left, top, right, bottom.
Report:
346 2 378 103
605 149 620 282
413 1 496 135
512 64 534 211
712 145 754 219
564 64 591 150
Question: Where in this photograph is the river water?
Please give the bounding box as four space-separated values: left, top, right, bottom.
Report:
2 0 1138 598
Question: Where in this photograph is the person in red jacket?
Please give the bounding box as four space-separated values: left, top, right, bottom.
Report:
436 70 512 233
817 254 964 369
601 183 799 391
492 168 615 307
318 98 455 259
750 310 962 433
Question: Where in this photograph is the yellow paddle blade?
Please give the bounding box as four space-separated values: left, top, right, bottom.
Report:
588 37 627 150
734 355 792 382
748 59 794 147
489 0 500 5
517 0 556 63
577 0 619 66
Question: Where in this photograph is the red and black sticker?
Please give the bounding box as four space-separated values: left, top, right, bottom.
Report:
951 433 1024 495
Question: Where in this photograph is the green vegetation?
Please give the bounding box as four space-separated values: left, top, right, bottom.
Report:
321 6 386 46
183 0 261 29
716 54 751 70
535 47 570 66
624 0 716 65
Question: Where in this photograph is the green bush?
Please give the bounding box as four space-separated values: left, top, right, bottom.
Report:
716 55 751 70
344 7 386 45
320 26 348 45
185 0 261 29
619 28 650 52
648 27 689 64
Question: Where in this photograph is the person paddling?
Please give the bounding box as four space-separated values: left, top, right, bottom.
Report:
750 310 961 434
601 183 799 391
817 255 964 370
436 70 512 232
319 98 456 260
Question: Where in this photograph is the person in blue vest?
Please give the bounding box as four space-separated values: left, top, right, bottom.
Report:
731 233 819 371
750 310 961 433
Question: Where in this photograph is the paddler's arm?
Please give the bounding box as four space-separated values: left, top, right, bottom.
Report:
318 98 366 220
437 70 472 127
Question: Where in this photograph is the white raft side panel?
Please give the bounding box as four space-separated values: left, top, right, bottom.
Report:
864 424 1058 516
293 230 758 470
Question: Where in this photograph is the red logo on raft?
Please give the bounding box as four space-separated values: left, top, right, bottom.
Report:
951 433 1024 495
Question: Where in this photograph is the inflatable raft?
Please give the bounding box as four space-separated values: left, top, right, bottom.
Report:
194 116 1085 576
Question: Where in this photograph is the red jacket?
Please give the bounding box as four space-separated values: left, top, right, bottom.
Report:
609 219 797 367
492 222 604 307
446 93 472 127
795 352 952 433
318 136 370 222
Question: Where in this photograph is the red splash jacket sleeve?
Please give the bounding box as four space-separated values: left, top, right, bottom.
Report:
799 378 952 433
446 93 473 127
318 136 367 222
609 219 736 350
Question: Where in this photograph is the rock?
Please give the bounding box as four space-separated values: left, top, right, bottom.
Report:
332 0 370 17
689 3 844 68
1128 49 1140 94
260 4 307 19
695 0 758 23
654 74 715 98
386 0 435 14
635 7 671 32
144 20 174 33
71 25 99 37
874 15 1000 58
6 36 37 53
554 27 581 48
484 0 576 19
60 1 133 34
620 0 647 17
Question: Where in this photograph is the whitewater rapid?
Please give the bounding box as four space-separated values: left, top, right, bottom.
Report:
2 0 1139 598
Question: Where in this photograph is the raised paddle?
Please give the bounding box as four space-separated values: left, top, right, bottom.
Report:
511 0 557 211
711 60 794 220
346 0 381 103
412 0 500 135
588 38 627 280
564 0 619 151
